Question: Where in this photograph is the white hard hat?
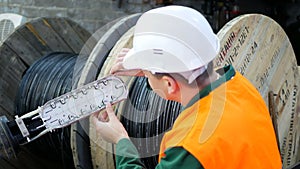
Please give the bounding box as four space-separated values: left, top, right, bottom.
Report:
123 5 220 74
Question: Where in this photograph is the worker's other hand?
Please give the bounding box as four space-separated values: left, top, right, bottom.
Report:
92 103 129 144
110 48 144 76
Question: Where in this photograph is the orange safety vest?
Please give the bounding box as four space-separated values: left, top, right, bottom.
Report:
159 70 282 169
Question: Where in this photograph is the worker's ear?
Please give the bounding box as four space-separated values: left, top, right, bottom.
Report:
161 75 179 95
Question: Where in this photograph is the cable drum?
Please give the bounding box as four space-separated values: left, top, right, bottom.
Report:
15 52 78 169
0 16 93 169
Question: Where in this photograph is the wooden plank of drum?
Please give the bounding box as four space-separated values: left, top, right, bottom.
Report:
27 18 73 52
45 18 88 53
4 30 41 66
214 14 299 168
0 43 27 119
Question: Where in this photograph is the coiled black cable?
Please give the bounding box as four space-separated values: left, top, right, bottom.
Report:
15 52 78 169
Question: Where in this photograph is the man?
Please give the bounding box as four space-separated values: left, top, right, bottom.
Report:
92 5 282 169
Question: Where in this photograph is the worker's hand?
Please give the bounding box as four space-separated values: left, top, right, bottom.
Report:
92 103 129 144
110 48 144 76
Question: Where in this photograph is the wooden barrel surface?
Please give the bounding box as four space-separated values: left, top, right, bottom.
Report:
214 14 300 168
0 17 92 169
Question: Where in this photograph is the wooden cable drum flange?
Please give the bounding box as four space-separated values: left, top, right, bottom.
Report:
91 27 136 169
0 17 93 169
70 13 141 169
214 14 300 168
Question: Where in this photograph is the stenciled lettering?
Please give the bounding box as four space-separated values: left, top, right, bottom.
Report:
225 26 250 66
238 41 258 75
257 47 280 90
216 32 236 66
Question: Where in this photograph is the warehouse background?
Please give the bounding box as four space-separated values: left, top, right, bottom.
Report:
0 0 299 60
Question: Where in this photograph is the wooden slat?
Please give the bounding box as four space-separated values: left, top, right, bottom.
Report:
4 31 41 66
0 44 27 118
16 23 51 57
67 23 96 56
214 14 299 168
66 18 93 44
45 18 88 53
27 18 73 52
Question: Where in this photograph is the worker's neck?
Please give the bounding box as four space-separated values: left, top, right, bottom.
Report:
180 71 219 107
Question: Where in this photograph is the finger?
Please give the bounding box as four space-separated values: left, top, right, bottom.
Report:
105 103 116 120
116 48 130 62
110 62 124 74
112 69 144 77
120 48 130 53
119 51 128 56
116 56 125 62
105 103 113 113
99 111 108 122
118 48 130 57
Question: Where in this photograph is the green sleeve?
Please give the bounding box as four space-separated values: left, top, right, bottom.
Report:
116 138 146 169
116 138 204 169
